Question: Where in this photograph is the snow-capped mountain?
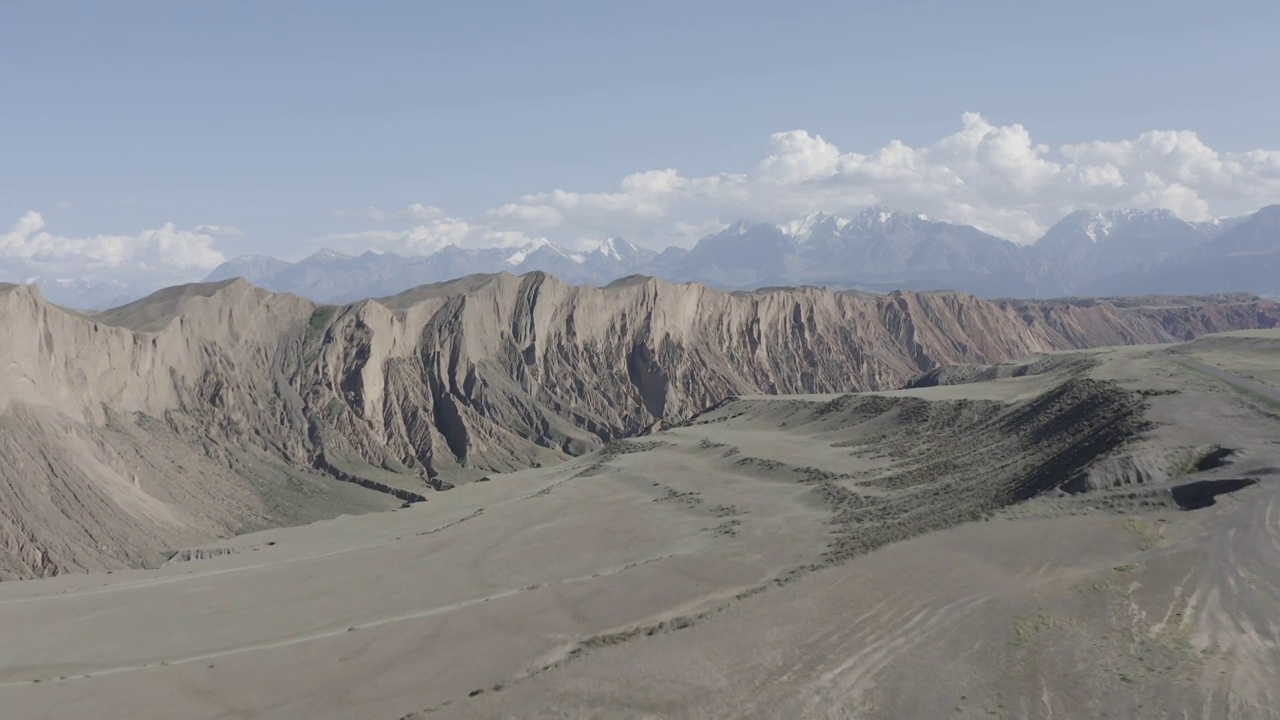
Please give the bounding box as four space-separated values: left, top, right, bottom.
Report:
1197 205 1280 257
505 239 591 282
582 238 657 278
796 207 1027 284
646 208 1033 294
200 237 664 301
659 221 799 287
781 212 850 243
1083 205 1280 296
306 248 354 263
503 238 576 266
191 206 1280 302
1030 208 1221 295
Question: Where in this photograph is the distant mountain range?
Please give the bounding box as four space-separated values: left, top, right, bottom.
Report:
24 205 1280 309
201 236 662 304
18 277 141 312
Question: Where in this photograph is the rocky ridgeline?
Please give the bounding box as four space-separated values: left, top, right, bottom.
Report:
1 274 1277 577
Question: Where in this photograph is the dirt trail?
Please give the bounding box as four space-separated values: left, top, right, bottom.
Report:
1155 349 1280 403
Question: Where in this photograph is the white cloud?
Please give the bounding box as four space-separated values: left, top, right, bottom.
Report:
759 130 841 183
404 203 445 220
311 216 537 257
54 200 73 210
340 113 1278 248
488 203 564 227
194 224 244 236
332 203 446 221
1 211 226 283
15 113 1278 290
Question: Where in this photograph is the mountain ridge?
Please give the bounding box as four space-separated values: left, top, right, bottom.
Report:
3 271 1279 577
180 205 1275 308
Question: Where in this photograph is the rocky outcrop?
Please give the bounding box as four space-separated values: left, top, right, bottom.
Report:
1 274 1278 578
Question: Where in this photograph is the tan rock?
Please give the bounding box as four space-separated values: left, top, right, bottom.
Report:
0 274 1276 577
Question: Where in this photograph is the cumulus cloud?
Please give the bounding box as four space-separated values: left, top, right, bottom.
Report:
488 203 564 227
1 211 226 283
758 130 841 183
15 113 1277 290
341 113 1279 250
312 217 535 257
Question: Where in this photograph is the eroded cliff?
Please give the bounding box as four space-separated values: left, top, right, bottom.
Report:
1 274 1276 577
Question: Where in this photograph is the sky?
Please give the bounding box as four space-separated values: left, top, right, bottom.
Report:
3 0 1280 286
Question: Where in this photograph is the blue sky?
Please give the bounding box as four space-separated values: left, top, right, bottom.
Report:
2 0 1279 284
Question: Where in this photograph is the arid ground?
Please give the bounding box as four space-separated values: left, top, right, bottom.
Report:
2 331 1278 719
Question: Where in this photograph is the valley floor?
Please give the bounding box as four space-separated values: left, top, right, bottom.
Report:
2 332 1278 719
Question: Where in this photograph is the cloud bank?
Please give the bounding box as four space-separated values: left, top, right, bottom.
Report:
0 211 225 284
325 113 1280 256
6 112 1280 284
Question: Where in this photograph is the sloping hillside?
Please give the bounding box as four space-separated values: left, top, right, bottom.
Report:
1 274 1277 577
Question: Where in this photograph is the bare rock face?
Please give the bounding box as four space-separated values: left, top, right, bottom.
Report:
1 274 1277 578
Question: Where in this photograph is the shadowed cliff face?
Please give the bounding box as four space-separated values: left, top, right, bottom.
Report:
298 275 1277 479
1 273 1278 577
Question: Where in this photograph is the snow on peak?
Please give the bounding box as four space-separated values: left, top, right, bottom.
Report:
1082 213 1114 243
505 238 584 266
308 248 353 262
505 239 549 266
595 237 629 260
1062 208 1179 243
782 207 945 242
1065 208 1185 242
847 206 913 229
782 212 850 241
